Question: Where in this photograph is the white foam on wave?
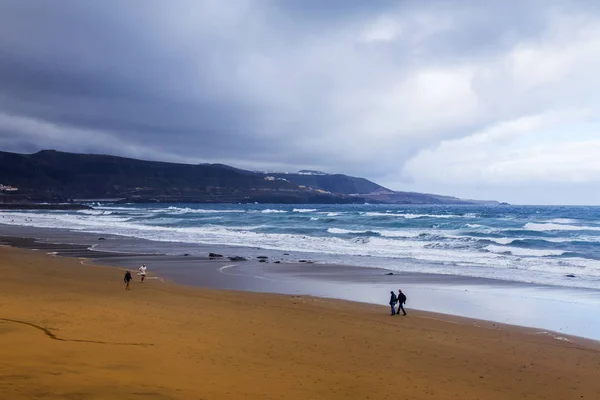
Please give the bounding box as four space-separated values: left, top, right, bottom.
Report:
327 228 371 235
326 212 341 217
327 227 423 238
146 217 187 225
473 237 515 245
95 206 141 211
378 230 422 238
229 224 269 231
486 245 566 257
363 212 473 219
261 209 287 214
402 213 453 219
545 218 578 224
292 208 317 213
0 212 453 262
478 235 600 245
77 210 113 216
166 206 245 214
524 222 600 232
0 211 132 229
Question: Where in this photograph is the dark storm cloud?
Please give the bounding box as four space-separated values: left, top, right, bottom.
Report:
0 1 537 157
0 0 277 162
2 0 600 203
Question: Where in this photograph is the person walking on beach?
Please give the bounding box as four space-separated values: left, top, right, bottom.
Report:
139 264 147 282
389 290 398 315
124 270 132 290
397 289 407 316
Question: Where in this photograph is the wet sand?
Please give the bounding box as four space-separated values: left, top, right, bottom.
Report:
101 254 600 340
2 226 600 340
1 246 600 399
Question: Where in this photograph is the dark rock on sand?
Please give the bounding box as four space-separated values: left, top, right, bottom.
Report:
209 253 224 258
98 237 106 240
183 254 190 256
299 259 307 263
257 256 268 260
283 253 290 256
385 272 394 275
258 259 267 263
274 261 281 264
565 274 576 278
228 256 247 261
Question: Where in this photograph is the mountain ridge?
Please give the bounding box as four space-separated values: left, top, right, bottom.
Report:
0 150 500 205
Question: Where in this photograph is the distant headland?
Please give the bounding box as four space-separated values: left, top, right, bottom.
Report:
0 150 503 205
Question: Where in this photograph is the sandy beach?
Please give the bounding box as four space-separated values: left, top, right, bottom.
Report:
1 246 599 399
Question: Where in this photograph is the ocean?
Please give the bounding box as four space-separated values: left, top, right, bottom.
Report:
3 203 600 290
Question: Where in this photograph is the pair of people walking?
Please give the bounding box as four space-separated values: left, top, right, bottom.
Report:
389 289 407 316
123 264 148 290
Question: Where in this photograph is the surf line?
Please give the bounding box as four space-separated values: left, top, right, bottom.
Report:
218 264 237 274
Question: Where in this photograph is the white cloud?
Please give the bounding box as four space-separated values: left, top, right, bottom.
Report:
399 12 600 194
358 11 456 44
509 13 600 90
234 8 600 179
402 109 600 185
359 16 400 43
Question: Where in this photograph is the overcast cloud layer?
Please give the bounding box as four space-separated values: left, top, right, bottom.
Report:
1 0 600 204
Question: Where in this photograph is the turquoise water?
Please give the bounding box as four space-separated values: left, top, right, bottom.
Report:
3 204 600 289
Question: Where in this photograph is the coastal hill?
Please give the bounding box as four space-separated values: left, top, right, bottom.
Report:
0 150 499 205
269 170 388 195
268 171 499 205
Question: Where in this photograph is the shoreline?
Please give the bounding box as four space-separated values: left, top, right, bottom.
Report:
1 227 600 342
3 241 600 348
0 222 595 289
10 244 598 346
3 206 600 291
1 245 600 399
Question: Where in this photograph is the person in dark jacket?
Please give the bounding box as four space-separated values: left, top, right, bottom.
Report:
389 291 397 315
397 289 407 316
124 270 132 290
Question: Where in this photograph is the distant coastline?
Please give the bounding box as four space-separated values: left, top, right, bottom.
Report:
0 149 502 205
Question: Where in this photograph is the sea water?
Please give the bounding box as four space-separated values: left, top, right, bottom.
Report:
2 203 600 290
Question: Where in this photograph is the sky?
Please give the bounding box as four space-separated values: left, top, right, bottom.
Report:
1 0 600 205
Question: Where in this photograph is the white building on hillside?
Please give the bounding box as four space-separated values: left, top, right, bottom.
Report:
0 184 19 192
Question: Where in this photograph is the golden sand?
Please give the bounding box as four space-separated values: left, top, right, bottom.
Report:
0 246 599 399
